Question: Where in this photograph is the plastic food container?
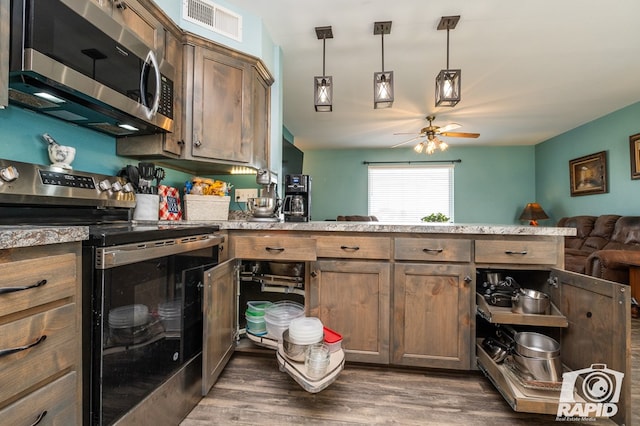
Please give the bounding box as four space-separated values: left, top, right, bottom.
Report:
246 301 273 316
323 326 343 352
264 301 304 340
288 317 324 345
245 314 267 335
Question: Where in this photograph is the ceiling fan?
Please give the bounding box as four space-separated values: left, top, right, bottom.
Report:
392 115 480 154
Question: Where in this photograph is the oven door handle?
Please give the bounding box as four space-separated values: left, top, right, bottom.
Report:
96 234 224 269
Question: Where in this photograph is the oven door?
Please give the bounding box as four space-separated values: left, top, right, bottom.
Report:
87 234 222 425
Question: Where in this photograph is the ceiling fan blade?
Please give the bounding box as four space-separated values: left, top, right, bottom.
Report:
393 132 419 135
437 123 461 133
439 131 480 138
391 135 421 148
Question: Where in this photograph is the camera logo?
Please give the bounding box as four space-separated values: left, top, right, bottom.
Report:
556 363 624 420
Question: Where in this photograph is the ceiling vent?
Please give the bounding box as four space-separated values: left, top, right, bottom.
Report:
183 0 243 42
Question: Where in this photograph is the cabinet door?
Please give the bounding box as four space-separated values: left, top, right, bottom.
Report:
309 260 390 364
251 68 270 170
202 259 236 395
192 47 251 163
393 263 473 370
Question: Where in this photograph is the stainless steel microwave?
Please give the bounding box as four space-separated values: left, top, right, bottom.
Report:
8 0 175 136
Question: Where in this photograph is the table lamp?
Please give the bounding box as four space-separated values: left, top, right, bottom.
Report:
519 202 549 226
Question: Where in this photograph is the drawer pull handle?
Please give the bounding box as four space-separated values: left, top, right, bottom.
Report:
340 245 360 251
265 247 285 253
30 411 47 426
0 335 47 358
505 250 528 255
422 248 444 253
0 279 47 295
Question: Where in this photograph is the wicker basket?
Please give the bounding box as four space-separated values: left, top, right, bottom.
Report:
183 195 230 221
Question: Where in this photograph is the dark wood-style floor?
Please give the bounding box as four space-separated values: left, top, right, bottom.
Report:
183 319 640 425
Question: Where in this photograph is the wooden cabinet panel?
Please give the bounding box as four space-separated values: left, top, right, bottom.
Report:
393 263 473 369
202 260 236 395
191 47 251 163
0 303 77 404
0 253 76 318
251 68 270 170
0 372 77 426
394 237 471 262
315 235 391 259
475 239 558 265
232 236 316 261
309 260 390 364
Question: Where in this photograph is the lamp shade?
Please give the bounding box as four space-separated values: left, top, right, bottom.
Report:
519 203 549 226
314 76 333 112
374 71 394 109
435 69 461 107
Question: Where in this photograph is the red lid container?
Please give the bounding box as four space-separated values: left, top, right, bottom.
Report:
323 326 342 344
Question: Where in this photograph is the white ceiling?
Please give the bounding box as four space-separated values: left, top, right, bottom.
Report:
229 0 640 151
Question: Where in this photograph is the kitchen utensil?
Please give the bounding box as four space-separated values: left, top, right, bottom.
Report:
511 288 550 315
282 328 322 362
485 272 502 285
154 167 165 188
513 331 560 359
125 164 140 192
41 133 59 146
512 352 562 382
486 291 513 307
138 162 156 194
247 197 279 218
481 337 510 364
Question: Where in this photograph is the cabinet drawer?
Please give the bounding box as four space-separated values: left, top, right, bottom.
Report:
394 238 471 262
233 236 316 261
0 253 77 318
0 303 77 405
475 240 558 265
0 372 77 425
316 236 391 259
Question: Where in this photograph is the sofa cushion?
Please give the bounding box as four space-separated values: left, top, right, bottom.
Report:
609 216 640 245
582 215 621 251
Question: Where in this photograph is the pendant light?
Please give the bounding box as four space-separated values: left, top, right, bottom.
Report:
373 21 393 109
314 26 333 112
435 15 461 107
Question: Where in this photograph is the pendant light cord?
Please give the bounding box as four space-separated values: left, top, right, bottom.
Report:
381 32 385 73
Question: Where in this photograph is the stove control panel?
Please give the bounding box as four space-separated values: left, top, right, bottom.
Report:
0 158 135 208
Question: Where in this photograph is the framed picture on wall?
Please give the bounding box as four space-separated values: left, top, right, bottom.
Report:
630 133 640 180
569 151 607 196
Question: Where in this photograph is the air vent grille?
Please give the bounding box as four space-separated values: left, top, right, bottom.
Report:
183 0 242 42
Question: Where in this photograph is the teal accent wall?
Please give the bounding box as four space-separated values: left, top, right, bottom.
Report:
0 106 192 187
303 145 535 223
536 101 640 223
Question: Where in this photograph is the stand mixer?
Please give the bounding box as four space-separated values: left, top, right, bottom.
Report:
247 169 281 222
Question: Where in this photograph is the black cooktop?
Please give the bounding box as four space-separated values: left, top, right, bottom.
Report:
86 223 220 247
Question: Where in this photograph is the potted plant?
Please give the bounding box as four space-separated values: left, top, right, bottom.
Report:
421 213 450 223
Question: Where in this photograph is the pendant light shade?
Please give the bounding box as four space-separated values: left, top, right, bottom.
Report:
373 21 393 109
314 26 333 112
435 16 461 107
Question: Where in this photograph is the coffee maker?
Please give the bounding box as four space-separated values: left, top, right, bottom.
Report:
283 174 311 222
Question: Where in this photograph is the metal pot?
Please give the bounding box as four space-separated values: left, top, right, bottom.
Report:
512 353 562 382
486 291 513 307
511 288 550 315
513 331 560 359
268 262 304 277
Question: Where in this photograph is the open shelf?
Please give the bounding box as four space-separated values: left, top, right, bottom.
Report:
476 293 568 327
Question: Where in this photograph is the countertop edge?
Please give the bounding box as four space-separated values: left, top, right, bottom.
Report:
0 226 90 250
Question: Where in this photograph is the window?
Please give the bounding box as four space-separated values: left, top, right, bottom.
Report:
368 164 454 223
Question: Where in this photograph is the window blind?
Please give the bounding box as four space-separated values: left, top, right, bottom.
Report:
368 164 454 223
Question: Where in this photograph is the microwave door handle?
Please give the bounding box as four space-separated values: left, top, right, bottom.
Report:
140 50 161 119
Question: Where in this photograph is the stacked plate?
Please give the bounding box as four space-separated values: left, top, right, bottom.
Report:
108 304 150 329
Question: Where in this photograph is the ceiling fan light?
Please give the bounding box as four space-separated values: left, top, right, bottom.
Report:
413 142 424 153
374 71 394 109
439 141 449 151
314 76 333 112
426 140 437 154
435 69 461 107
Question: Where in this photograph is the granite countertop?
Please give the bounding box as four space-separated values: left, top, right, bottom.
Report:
186 220 577 236
0 226 89 250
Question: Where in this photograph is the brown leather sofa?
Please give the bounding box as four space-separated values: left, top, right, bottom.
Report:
557 215 640 284
337 215 379 221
